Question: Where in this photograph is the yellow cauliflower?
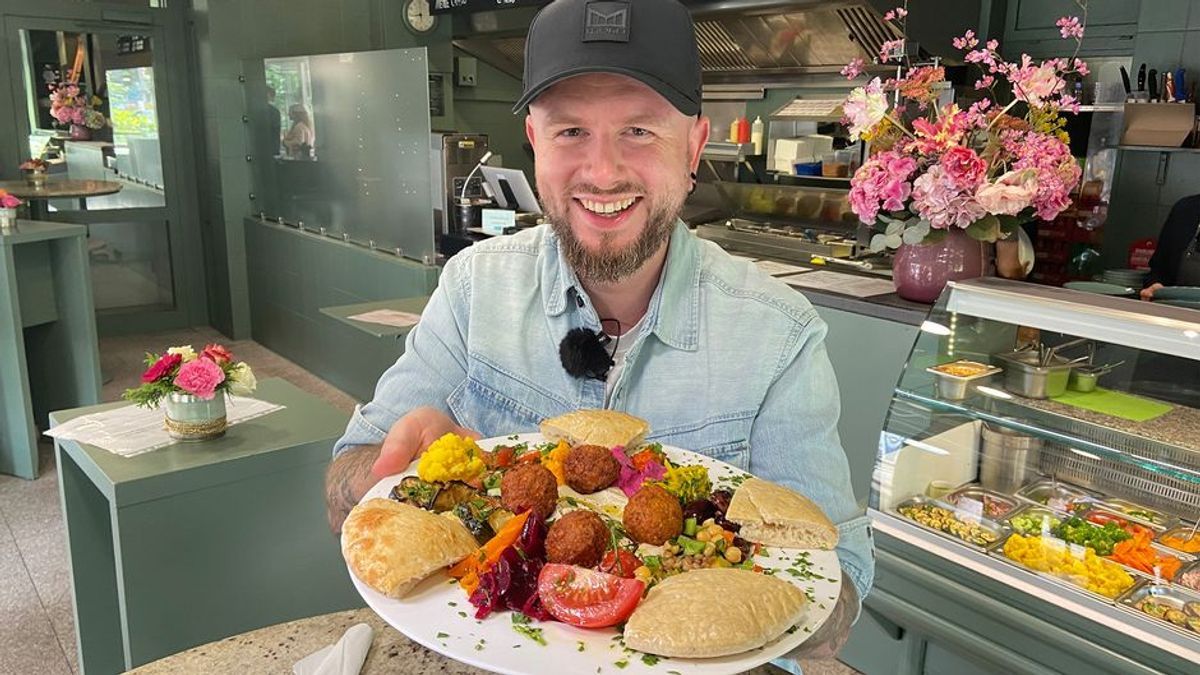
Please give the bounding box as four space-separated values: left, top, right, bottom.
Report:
541 440 570 485
417 433 485 483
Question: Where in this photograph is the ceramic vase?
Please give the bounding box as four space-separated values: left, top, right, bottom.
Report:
0 207 16 233
892 229 986 303
69 124 91 141
22 169 47 189
164 392 227 441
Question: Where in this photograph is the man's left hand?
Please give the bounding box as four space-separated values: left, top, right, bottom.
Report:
783 576 859 661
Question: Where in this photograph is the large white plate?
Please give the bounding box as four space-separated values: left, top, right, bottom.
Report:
344 433 842 675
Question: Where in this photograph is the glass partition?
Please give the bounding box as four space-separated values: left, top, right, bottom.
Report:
247 47 435 263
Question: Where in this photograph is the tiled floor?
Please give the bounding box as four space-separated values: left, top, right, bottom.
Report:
0 327 861 675
0 327 355 675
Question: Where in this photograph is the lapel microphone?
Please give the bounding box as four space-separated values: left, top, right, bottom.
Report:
559 319 623 381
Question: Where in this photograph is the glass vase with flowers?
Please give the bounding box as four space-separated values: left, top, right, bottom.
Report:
123 344 258 441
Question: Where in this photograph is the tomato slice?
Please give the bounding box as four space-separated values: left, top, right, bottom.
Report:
597 550 641 578
537 564 645 628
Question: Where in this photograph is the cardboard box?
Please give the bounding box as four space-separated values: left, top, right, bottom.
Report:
1120 102 1196 147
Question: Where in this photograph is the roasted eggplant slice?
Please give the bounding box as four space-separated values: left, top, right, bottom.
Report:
452 497 502 543
1142 601 1169 619
1185 601 1200 618
390 476 441 510
1188 617 1200 634
432 481 480 513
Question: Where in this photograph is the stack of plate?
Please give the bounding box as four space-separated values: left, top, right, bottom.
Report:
1102 269 1147 288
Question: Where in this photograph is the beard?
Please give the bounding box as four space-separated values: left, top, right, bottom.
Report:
544 181 684 284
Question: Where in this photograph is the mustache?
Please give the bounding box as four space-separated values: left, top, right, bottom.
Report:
567 182 644 196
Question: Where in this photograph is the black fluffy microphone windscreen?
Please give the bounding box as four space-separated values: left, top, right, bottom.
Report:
559 327 613 380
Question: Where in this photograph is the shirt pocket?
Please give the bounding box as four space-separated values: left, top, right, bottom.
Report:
650 412 755 472
447 355 570 437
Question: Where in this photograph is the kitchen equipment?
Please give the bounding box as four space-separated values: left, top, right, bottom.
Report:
926 360 1003 400
980 421 1042 494
1119 66 1132 96
1070 361 1125 392
1137 63 1146 92
432 133 489 235
1150 69 1159 100
993 349 1079 398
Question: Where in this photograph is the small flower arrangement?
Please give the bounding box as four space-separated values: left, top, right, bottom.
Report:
123 343 257 408
841 2 1088 251
19 158 48 172
0 190 22 209
49 82 108 130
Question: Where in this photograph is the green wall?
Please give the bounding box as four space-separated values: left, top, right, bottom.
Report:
452 48 533 176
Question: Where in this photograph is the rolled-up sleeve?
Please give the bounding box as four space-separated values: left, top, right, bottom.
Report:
747 310 875 608
331 253 473 456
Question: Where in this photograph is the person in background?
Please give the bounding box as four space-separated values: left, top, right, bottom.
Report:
282 103 315 160
1141 194 1200 300
324 0 871 665
266 86 282 156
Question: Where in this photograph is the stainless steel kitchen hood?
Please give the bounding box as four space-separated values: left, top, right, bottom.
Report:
454 0 986 87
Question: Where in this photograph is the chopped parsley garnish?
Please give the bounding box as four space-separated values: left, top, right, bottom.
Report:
447 601 457 607
512 624 546 646
577 641 586 652
436 632 449 639
457 611 467 618
614 659 629 669
511 612 531 625
641 654 663 666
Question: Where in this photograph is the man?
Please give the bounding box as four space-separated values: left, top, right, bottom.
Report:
325 0 872 662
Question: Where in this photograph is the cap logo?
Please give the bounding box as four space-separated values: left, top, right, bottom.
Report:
583 1 630 43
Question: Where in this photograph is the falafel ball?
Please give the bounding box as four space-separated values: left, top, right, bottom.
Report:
563 444 621 494
545 510 609 567
623 484 683 545
500 463 559 520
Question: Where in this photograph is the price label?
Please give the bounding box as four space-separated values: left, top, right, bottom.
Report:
1044 536 1067 554
1041 515 1054 537
955 498 984 524
1068 543 1087 560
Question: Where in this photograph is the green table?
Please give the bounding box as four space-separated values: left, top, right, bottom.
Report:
319 296 429 339
1 219 100 478
49 379 362 674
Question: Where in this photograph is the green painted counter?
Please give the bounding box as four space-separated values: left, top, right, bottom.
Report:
1 220 100 479
49 379 362 674
319 296 429 339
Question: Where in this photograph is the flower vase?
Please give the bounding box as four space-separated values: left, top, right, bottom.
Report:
69 124 91 141
164 392 227 441
892 229 986 303
0 207 16 233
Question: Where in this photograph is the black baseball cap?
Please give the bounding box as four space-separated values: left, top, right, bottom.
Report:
513 0 702 116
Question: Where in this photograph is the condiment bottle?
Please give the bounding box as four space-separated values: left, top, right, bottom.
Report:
737 116 750 144
750 116 764 155
728 118 739 143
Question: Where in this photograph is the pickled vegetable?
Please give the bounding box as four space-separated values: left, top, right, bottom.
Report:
1003 534 1134 598
898 502 999 547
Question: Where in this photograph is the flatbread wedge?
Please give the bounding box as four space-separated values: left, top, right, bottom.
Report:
623 568 808 657
342 498 477 598
725 477 839 549
539 409 649 449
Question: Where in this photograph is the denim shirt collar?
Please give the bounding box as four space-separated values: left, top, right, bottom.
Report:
541 221 699 352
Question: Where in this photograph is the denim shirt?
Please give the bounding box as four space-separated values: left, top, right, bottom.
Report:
333 222 875 609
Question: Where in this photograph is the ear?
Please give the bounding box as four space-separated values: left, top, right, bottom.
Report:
688 115 711 173
524 114 536 148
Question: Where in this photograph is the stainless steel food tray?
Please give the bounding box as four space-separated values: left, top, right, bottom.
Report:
1096 497 1181 531
1116 581 1200 641
1000 504 1070 536
990 533 1143 604
1160 526 1200 557
944 485 1022 520
1078 505 1168 535
893 495 1011 552
1014 479 1097 508
926 361 1003 401
1175 560 1200 594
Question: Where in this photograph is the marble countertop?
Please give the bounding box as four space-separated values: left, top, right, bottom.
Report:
128 608 807 675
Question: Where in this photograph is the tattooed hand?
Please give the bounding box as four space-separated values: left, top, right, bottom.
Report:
783 576 859 661
324 406 479 534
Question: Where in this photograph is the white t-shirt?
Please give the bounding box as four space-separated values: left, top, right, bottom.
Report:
604 317 644 405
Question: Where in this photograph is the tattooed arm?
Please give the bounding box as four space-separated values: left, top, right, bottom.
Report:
785 576 859 660
325 444 382 535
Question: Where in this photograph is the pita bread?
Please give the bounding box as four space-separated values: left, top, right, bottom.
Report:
725 478 839 549
623 569 808 657
341 498 477 598
539 409 649 449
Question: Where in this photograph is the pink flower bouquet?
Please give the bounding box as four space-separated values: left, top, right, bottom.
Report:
49 82 108 130
0 190 22 209
123 343 257 407
843 2 1088 251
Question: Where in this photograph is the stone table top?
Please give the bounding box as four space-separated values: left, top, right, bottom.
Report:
127 607 813 675
0 178 122 199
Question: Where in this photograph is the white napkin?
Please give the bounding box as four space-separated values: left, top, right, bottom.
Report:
293 623 373 675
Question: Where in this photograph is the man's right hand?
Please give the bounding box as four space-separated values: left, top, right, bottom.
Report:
1141 282 1164 301
372 406 480 478
325 407 478 534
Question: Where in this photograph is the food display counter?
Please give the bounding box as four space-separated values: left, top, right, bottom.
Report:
857 277 1200 674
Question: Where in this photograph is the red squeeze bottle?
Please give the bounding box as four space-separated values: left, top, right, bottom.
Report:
737 116 750 143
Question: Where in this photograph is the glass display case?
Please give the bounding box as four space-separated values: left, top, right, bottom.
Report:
868 277 1200 671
